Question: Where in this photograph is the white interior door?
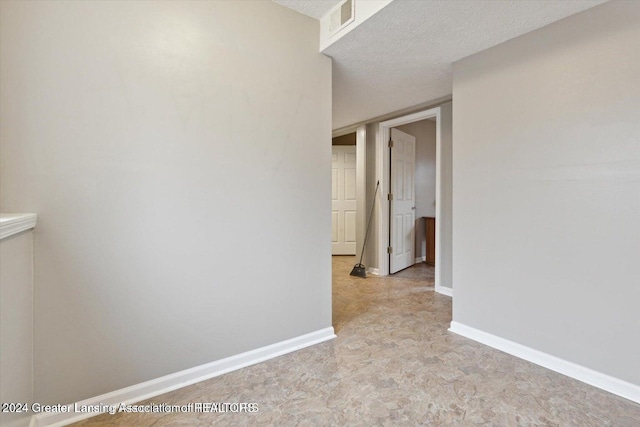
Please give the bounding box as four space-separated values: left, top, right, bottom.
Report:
332 146 357 255
390 128 416 273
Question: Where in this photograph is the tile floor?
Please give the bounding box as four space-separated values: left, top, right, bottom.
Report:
389 261 435 282
72 256 640 426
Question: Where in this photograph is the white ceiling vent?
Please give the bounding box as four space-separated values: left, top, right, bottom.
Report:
329 0 355 36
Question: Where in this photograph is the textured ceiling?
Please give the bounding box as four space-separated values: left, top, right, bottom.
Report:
273 0 341 19
275 0 607 130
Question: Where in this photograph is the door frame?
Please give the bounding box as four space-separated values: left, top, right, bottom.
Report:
376 107 444 289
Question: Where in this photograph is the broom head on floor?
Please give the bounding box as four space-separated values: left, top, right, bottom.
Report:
350 263 367 278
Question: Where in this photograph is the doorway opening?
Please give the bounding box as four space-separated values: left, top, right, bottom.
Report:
388 118 437 284
376 107 450 295
331 126 367 261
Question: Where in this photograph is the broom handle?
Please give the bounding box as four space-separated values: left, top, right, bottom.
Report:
358 180 380 265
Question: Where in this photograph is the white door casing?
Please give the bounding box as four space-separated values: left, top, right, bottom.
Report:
389 128 415 273
332 146 357 255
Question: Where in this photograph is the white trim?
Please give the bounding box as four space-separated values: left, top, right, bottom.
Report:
366 267 380 276
414 256 426 264
435 285 453 297
377 108 442 282
0 213 37 240
448 321 640 404
31 328 336 427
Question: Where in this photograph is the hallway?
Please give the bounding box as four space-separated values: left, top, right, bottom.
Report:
73 257 639 426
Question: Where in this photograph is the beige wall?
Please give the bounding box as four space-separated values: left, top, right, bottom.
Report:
0 0 331 405
396 119 437 259
452 2 639 385
439 102 453 290
364 123 379 269
0 231 34 427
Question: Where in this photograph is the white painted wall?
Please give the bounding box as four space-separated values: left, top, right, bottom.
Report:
0 231 34 427
0 0 331 405
396 120 437 259
452 1 639 385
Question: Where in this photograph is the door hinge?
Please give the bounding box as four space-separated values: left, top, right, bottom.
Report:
387 193 393 201
387 246 393 254
388 138 394 148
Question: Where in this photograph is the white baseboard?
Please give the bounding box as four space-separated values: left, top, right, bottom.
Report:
435 285 453 297
31 327 336 427
414 256 426 264
366 267 380 276
448 321 640 404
